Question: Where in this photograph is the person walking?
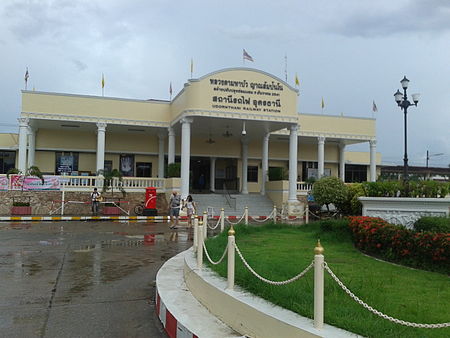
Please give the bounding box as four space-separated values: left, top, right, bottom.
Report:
168 191 181 229
91 188 101 215
185 195 196 228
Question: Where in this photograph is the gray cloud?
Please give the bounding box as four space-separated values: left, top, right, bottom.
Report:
72 59 87 71
330 0 450 37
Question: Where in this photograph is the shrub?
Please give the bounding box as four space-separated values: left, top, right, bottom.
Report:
268 167 287 181
348 216 449 273
362 180 449 198
12 201 30 207
414 217 450 233
335 183 364 216
167 163 181 177
311 176 346 211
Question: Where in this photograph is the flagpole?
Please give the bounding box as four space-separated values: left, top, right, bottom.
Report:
284 54 287 82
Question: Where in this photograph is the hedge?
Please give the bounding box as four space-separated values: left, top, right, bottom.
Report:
348 216 449 274
414 217 450 233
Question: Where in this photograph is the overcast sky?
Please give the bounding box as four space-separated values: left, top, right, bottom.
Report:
0 0 449 167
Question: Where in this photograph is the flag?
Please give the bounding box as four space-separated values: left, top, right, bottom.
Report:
372 100 378 112
321 97 325 109
190 58 194 76
101 73 105 89
243 49 254 62
169 82 172 96
295 73 300 86
24 68 29 83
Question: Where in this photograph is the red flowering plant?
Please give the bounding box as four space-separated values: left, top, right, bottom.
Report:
348 216 449 274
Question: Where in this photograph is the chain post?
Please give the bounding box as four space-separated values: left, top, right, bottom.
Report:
197 223 204 270
203 211 208 239
314 239 325 329
305 203 309 224
193 215 198 252
227 225 235 290
220 208 225 232
244 206 249 225
273 205 277 223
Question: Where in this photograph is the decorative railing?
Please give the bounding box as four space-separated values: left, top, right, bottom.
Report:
0 174 165 192
297 181 313 192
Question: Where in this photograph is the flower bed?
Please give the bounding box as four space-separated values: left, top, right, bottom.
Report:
348 216 449 273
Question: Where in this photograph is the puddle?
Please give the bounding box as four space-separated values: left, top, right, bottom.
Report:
38 240 63 246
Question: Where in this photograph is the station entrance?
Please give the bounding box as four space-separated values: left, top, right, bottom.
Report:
190 157 238 193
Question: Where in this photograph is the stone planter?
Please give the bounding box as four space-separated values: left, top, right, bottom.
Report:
102 206 121 215
359 197 450 229
11 206 32 215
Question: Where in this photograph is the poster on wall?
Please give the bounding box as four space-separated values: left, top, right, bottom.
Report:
10 175 61 190
0 176 8 190
120 155 134 177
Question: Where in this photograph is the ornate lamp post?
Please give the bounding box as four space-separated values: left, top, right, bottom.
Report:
394 76 420 182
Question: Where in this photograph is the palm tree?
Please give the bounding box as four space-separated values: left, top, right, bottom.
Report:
97 169 126 197
7 166 45 191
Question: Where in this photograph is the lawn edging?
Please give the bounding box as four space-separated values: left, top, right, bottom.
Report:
183 247 359 338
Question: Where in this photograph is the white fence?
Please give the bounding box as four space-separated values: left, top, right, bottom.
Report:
0 174 165 192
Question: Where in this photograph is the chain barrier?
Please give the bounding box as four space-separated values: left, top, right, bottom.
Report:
207 215 222 230
323 262 450 329
234 242 314 285
308 210 339 219
250 208 275 223
202 242 228 265
225 212 246 225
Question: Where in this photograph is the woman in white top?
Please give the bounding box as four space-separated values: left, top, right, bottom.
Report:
185 195 196 228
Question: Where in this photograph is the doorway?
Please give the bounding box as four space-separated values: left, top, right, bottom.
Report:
190 157 210 193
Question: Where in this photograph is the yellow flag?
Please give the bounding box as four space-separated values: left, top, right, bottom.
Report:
295 73 299 86
101 73 105 89
321 97 325 109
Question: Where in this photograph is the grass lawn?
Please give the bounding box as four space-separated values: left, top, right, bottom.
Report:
204 222 450 338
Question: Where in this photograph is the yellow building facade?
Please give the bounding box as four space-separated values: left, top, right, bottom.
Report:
1 68 379 202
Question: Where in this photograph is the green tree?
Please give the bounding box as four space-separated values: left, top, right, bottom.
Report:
311 176 347 212
98 169 125 197
7 166 45 191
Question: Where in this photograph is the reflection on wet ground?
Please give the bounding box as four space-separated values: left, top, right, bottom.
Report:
0 221 193 337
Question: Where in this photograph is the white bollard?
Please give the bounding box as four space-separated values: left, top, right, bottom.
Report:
61 189 65 216
305 203 309 224
314 240 324 329
193 216 198 252
227 226 235 290
273 205 277 223
203 211 208 239
197 224 204 270
244 206 248 225
220 208 225 232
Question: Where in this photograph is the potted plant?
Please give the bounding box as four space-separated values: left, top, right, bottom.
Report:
98 169 125 215
7 166 44 215
11 199 32 215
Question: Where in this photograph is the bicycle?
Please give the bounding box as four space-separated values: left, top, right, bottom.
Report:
134 201 145 215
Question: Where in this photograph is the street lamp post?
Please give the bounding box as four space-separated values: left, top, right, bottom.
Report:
394 76 420 182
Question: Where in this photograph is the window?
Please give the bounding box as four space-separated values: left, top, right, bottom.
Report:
104 160 113 174
0 151 16 174
136 162 152 177
345 164 367 183
55 152 79 175
247 166 258 182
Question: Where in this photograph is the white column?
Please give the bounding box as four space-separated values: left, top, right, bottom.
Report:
17 118 29 172
317 136 325 179
241 138 248 194
158 133 165 178
261 133 269 196
180 117 193 199
168 126 175 165
210 157 216 192
288 124 298 202
339 142 346 182
27 126 36 168
96 122 107 174
370 139 377 182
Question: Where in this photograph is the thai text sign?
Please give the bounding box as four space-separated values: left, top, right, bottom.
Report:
10 175 61 191
209 77 284 113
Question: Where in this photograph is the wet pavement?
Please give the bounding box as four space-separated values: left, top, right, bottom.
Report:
0 221 193 338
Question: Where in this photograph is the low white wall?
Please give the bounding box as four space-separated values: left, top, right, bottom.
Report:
183 249 357 338
359 197 450 229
